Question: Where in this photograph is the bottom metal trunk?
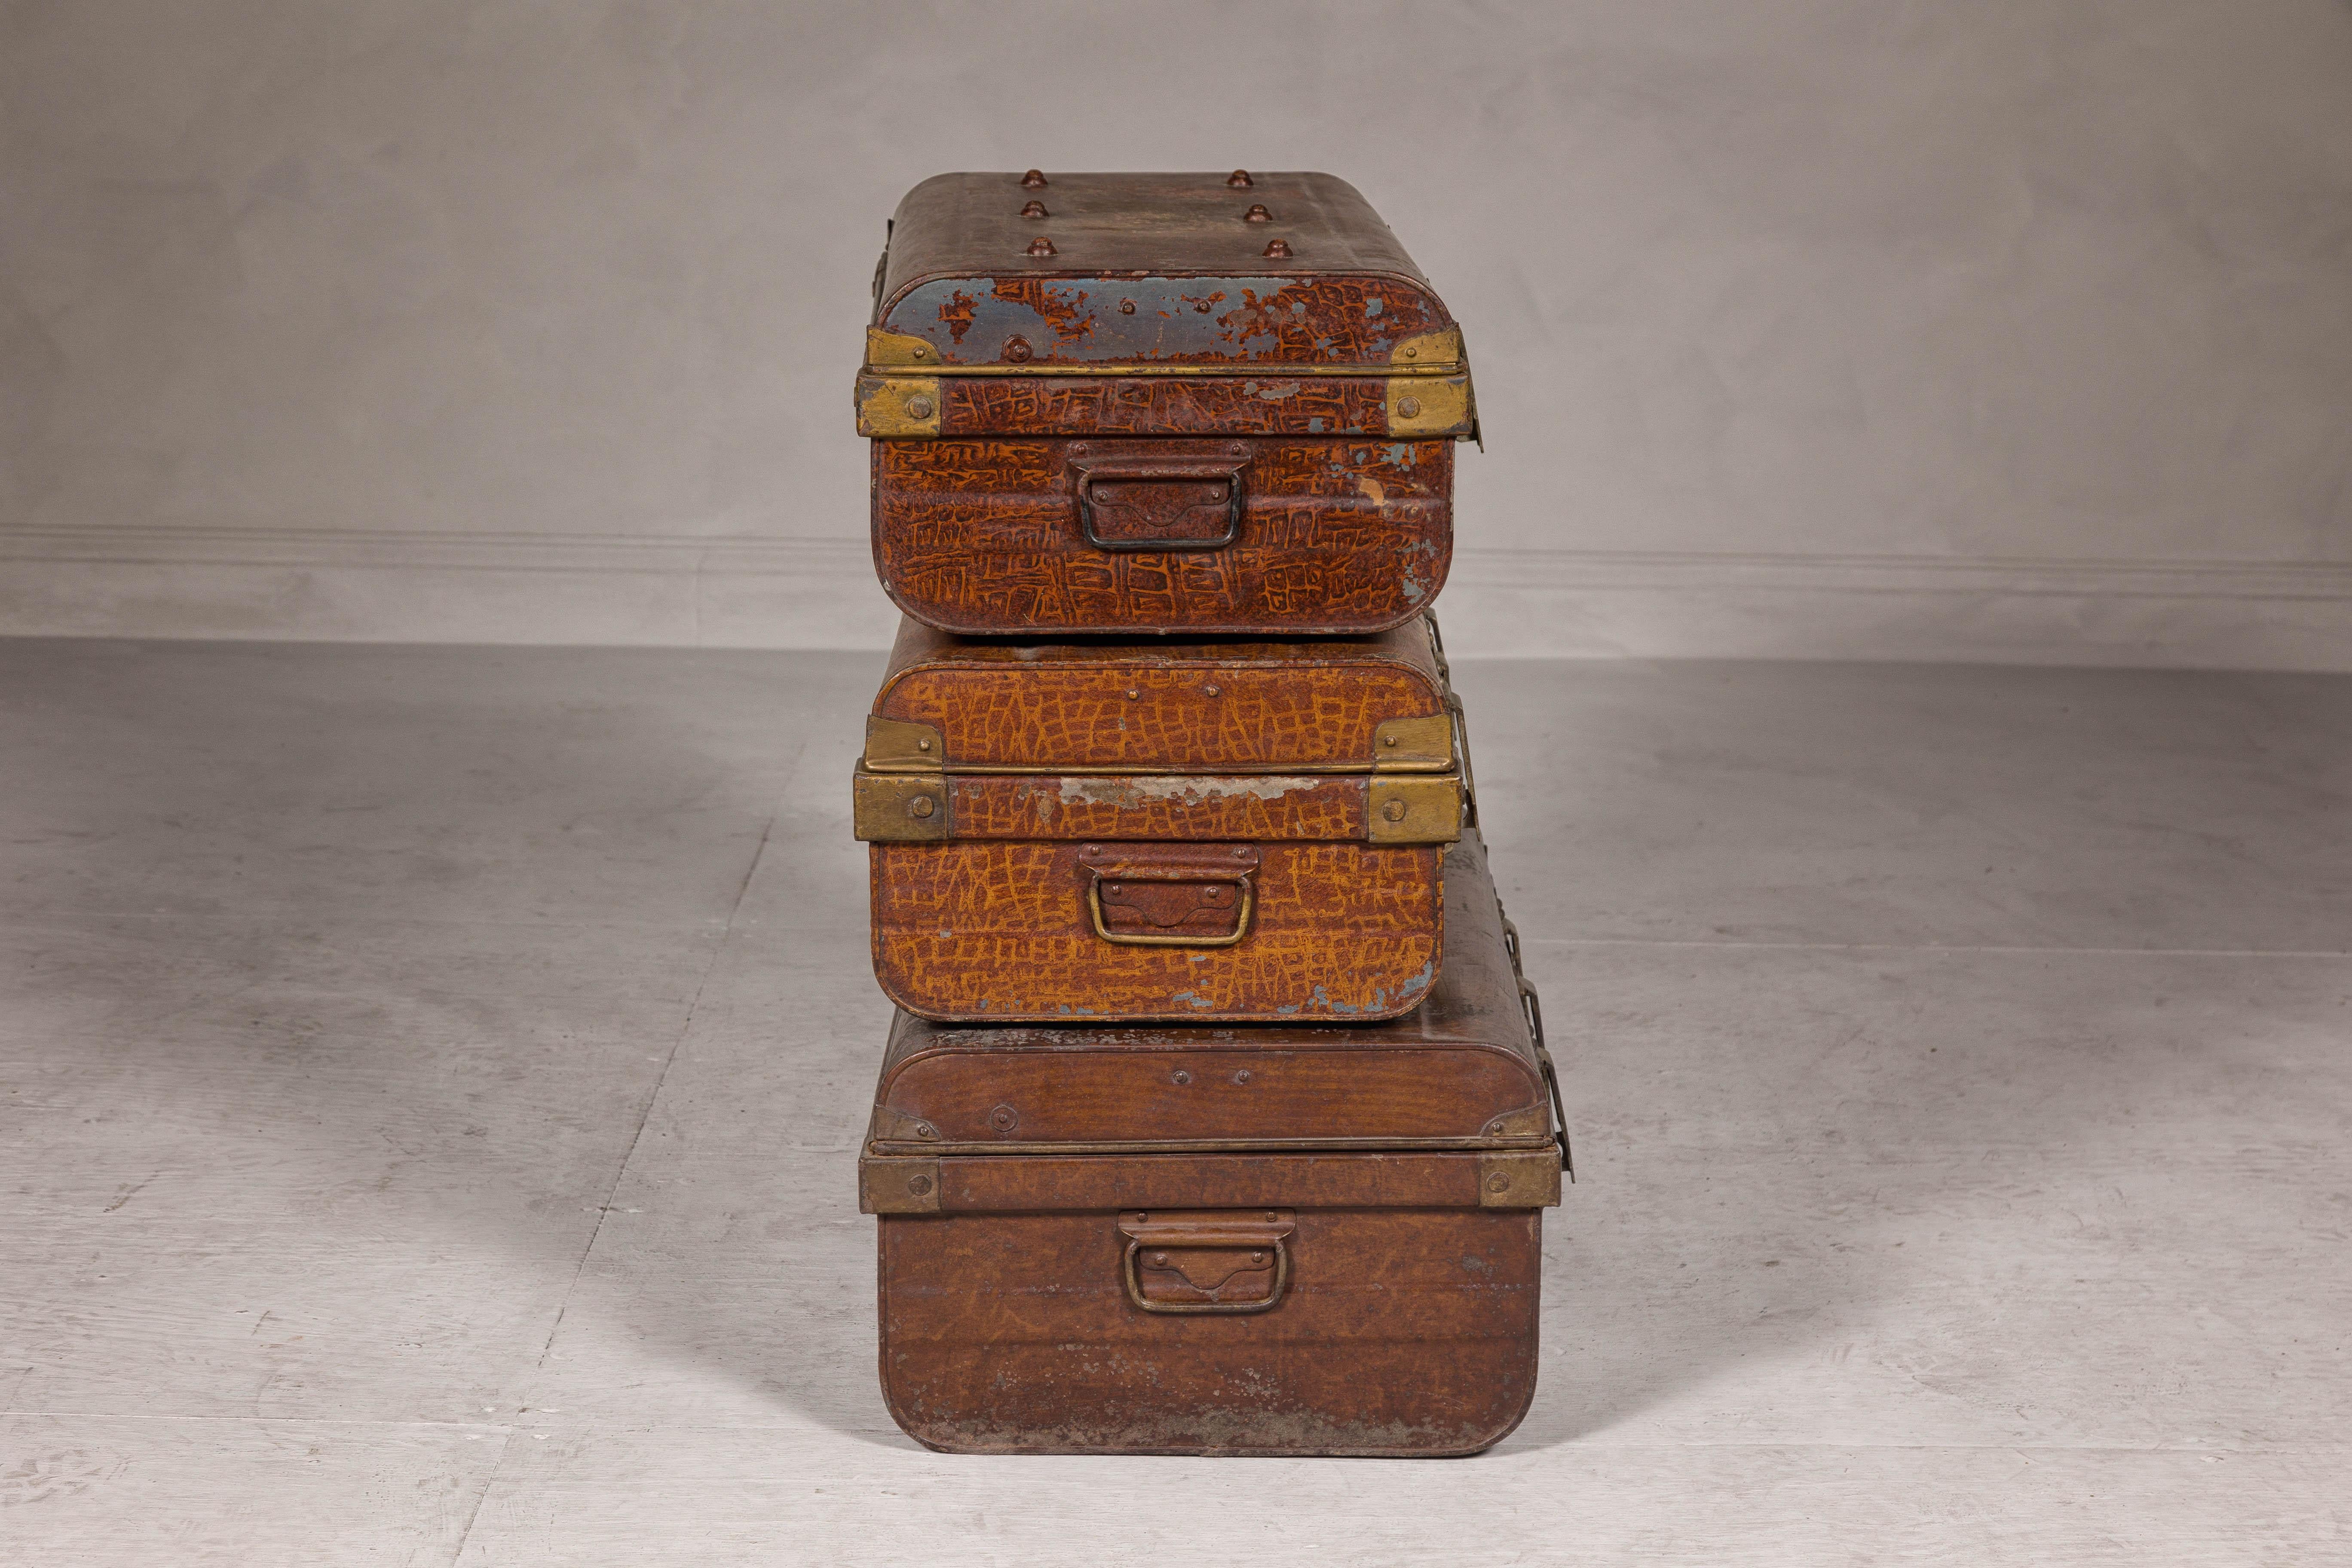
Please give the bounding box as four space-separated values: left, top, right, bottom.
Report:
858 831 1568 1457
874 1159 1543 1456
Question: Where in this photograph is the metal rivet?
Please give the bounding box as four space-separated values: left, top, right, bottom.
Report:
907 794 936 820
910 344 930 360
1173 1070 1191 1085
916 1123 936 1139
1262 239 1292 259
1382 734 1399 746
989 1104 1017 1132
1019 200 1048 218
1383 799 1408 822
1264 1210 1278 1221
1125 689 1140 700
1136 1212 1148 1222
1084 845 1101 855
1487 1172 1512 1193
1203 684 1221 697
1243 203 1272 223
1233 848 1249 860
1250 1252 1266 1264
1119 299 1136 314
1234 1070 1251 1084
1397 396 1422 419
904 394 934 419
1025 237 1055 258
1022 169 1048 187
1004 335 1034 361
1488 1119 1506 1133
1400 346 1419 360
916 737 932 751
907 1174 932 1196
1152 1252 1168 1265
1227 169 1253 187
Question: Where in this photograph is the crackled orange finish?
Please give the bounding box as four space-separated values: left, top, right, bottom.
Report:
874 437 1451 636
873 616 1446 771
870 840 1442 1023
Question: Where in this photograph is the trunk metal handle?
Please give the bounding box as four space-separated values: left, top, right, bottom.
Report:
1070 450 1249 552
1087 873 1254 947
1117 1212 1295 1315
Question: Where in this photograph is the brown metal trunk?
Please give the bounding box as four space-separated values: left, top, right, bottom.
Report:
861 831 1568 1456
854 613 1473 1023
856 172 1475 636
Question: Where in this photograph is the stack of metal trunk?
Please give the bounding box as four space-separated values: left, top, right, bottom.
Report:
848 171 1569 1457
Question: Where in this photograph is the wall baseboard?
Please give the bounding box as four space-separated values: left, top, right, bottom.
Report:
3 525 2349 669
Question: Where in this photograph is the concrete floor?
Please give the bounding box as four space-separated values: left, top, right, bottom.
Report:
2 639 2346 1567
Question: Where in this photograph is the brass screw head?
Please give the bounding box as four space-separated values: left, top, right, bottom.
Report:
1397 395 1422 419
1019 199 1048 218
1382 798 1408 822
1227 169 1253 187
1262 238 1292 259
1025 236 1055 257
907 794 936 820
1003 335 1034 362
906 1173 932 1196
1021 168 1047 187
903 394 934 420
1243 203 1272 223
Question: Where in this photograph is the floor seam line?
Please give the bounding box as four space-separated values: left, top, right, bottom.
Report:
444 803 781 1566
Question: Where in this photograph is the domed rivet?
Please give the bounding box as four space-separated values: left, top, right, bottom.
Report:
1022 169 1048 187
916 737 932 751
916 1123 937 1139
1126 689 1140 700
907 795 936 820
1004 335 1034 362
1234 1070 1251 1084
1262 239 1292 259
1383 799 1408 822
1019 200 1048 218
1227 169 1253 187
1243 204 1272 223
1250 1252 1266 1264
1397 396 1422 419
1024 237 1055 258
1119 299 1136 314
904 394 934 419
1383 734 1399 746
1172 1070 1191 1085
1203 684 1221 697
1487 1172 1512 1193
1400 346 1419 360
1152 1252 1169 1265
907 1174 933 1196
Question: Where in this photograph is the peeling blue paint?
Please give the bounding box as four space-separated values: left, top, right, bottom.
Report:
1275 1003 1301 1015
1384 443 1414 466
1170 990 1216 1011
1365 296 1383 317
1306 418 1326 433
1400 959 1436 995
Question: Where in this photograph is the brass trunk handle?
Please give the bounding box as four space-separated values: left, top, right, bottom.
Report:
1117 1211 1295 1315
1087 874 1254 948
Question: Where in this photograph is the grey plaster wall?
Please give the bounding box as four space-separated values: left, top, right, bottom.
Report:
3 1 2349 661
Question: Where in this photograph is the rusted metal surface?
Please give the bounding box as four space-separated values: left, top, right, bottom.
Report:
857 616 1468 1021
861 833 1562 1456
873 173 1453 368
873 436 1452 635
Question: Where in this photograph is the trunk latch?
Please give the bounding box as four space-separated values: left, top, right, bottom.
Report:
1117 1210 1295 1314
